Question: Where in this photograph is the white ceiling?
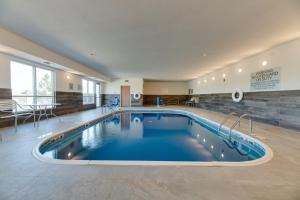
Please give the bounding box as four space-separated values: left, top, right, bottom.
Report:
0 0 300 80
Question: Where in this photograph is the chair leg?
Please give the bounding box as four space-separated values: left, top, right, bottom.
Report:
33 113 36 127
23 114 32 124
14 116 18 131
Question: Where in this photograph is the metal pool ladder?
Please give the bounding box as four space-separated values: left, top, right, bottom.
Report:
229 114 253 139
218 112 237 133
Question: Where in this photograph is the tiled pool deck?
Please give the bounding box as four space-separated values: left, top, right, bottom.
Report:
0 106 299 200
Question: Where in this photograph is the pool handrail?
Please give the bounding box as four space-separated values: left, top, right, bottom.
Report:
218 112 238 133
229 114 253 139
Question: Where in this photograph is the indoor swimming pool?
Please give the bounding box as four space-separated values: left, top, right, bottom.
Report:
37 110 269 164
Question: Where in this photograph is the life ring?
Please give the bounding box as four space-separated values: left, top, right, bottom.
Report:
232 89 243 102
133 117 141 123
133 92 141 100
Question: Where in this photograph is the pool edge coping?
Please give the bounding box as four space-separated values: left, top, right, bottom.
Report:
32 107 274 167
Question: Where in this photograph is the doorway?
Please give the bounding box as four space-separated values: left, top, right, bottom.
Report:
121 85 130 107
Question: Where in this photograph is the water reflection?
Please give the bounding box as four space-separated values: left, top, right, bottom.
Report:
41 112 264 161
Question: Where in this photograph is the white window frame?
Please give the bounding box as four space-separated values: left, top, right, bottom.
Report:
95 83 101 107
10 59 56 109
82 79 95 105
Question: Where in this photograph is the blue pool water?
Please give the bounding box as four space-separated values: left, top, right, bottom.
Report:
40 112 265 162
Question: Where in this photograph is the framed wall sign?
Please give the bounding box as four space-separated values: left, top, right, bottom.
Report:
69 83 74 90
250 67 280 90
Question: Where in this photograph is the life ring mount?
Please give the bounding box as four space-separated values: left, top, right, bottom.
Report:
133 92 141 100
232 89 243 102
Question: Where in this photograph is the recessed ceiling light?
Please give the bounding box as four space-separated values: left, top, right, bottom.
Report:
222 73 226 78
204 79 207 83
262 60 268 66
212 76 215 80
238 68 242 73
197 81 201 84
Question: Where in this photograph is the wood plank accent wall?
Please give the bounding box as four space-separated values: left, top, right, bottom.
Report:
143 95 189 106
131 94 143 107
1 88 299 131
0 90 96 128
0 88 12 127
101 94 120 106
0 88 12 99
55 91 96 115
191 90 300 131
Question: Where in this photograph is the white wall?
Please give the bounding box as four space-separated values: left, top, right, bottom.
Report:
103 78 144 94
188 38 300 94
0 53 11 88
0 52 101 92
0 27 110 82
56 71 83 92
2 31 299 96
143 81 188 95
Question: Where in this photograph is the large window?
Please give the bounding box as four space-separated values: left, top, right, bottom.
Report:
95 83 102 107
10 61 55 106
82 79 95 105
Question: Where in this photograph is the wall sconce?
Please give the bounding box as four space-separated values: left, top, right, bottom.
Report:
222 74 226 82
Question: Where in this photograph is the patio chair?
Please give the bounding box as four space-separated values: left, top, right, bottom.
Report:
102 96 120 113
193 96 200 107
0 99 35 129
185 97 195 107
109 96 120 110
185 96 200 107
